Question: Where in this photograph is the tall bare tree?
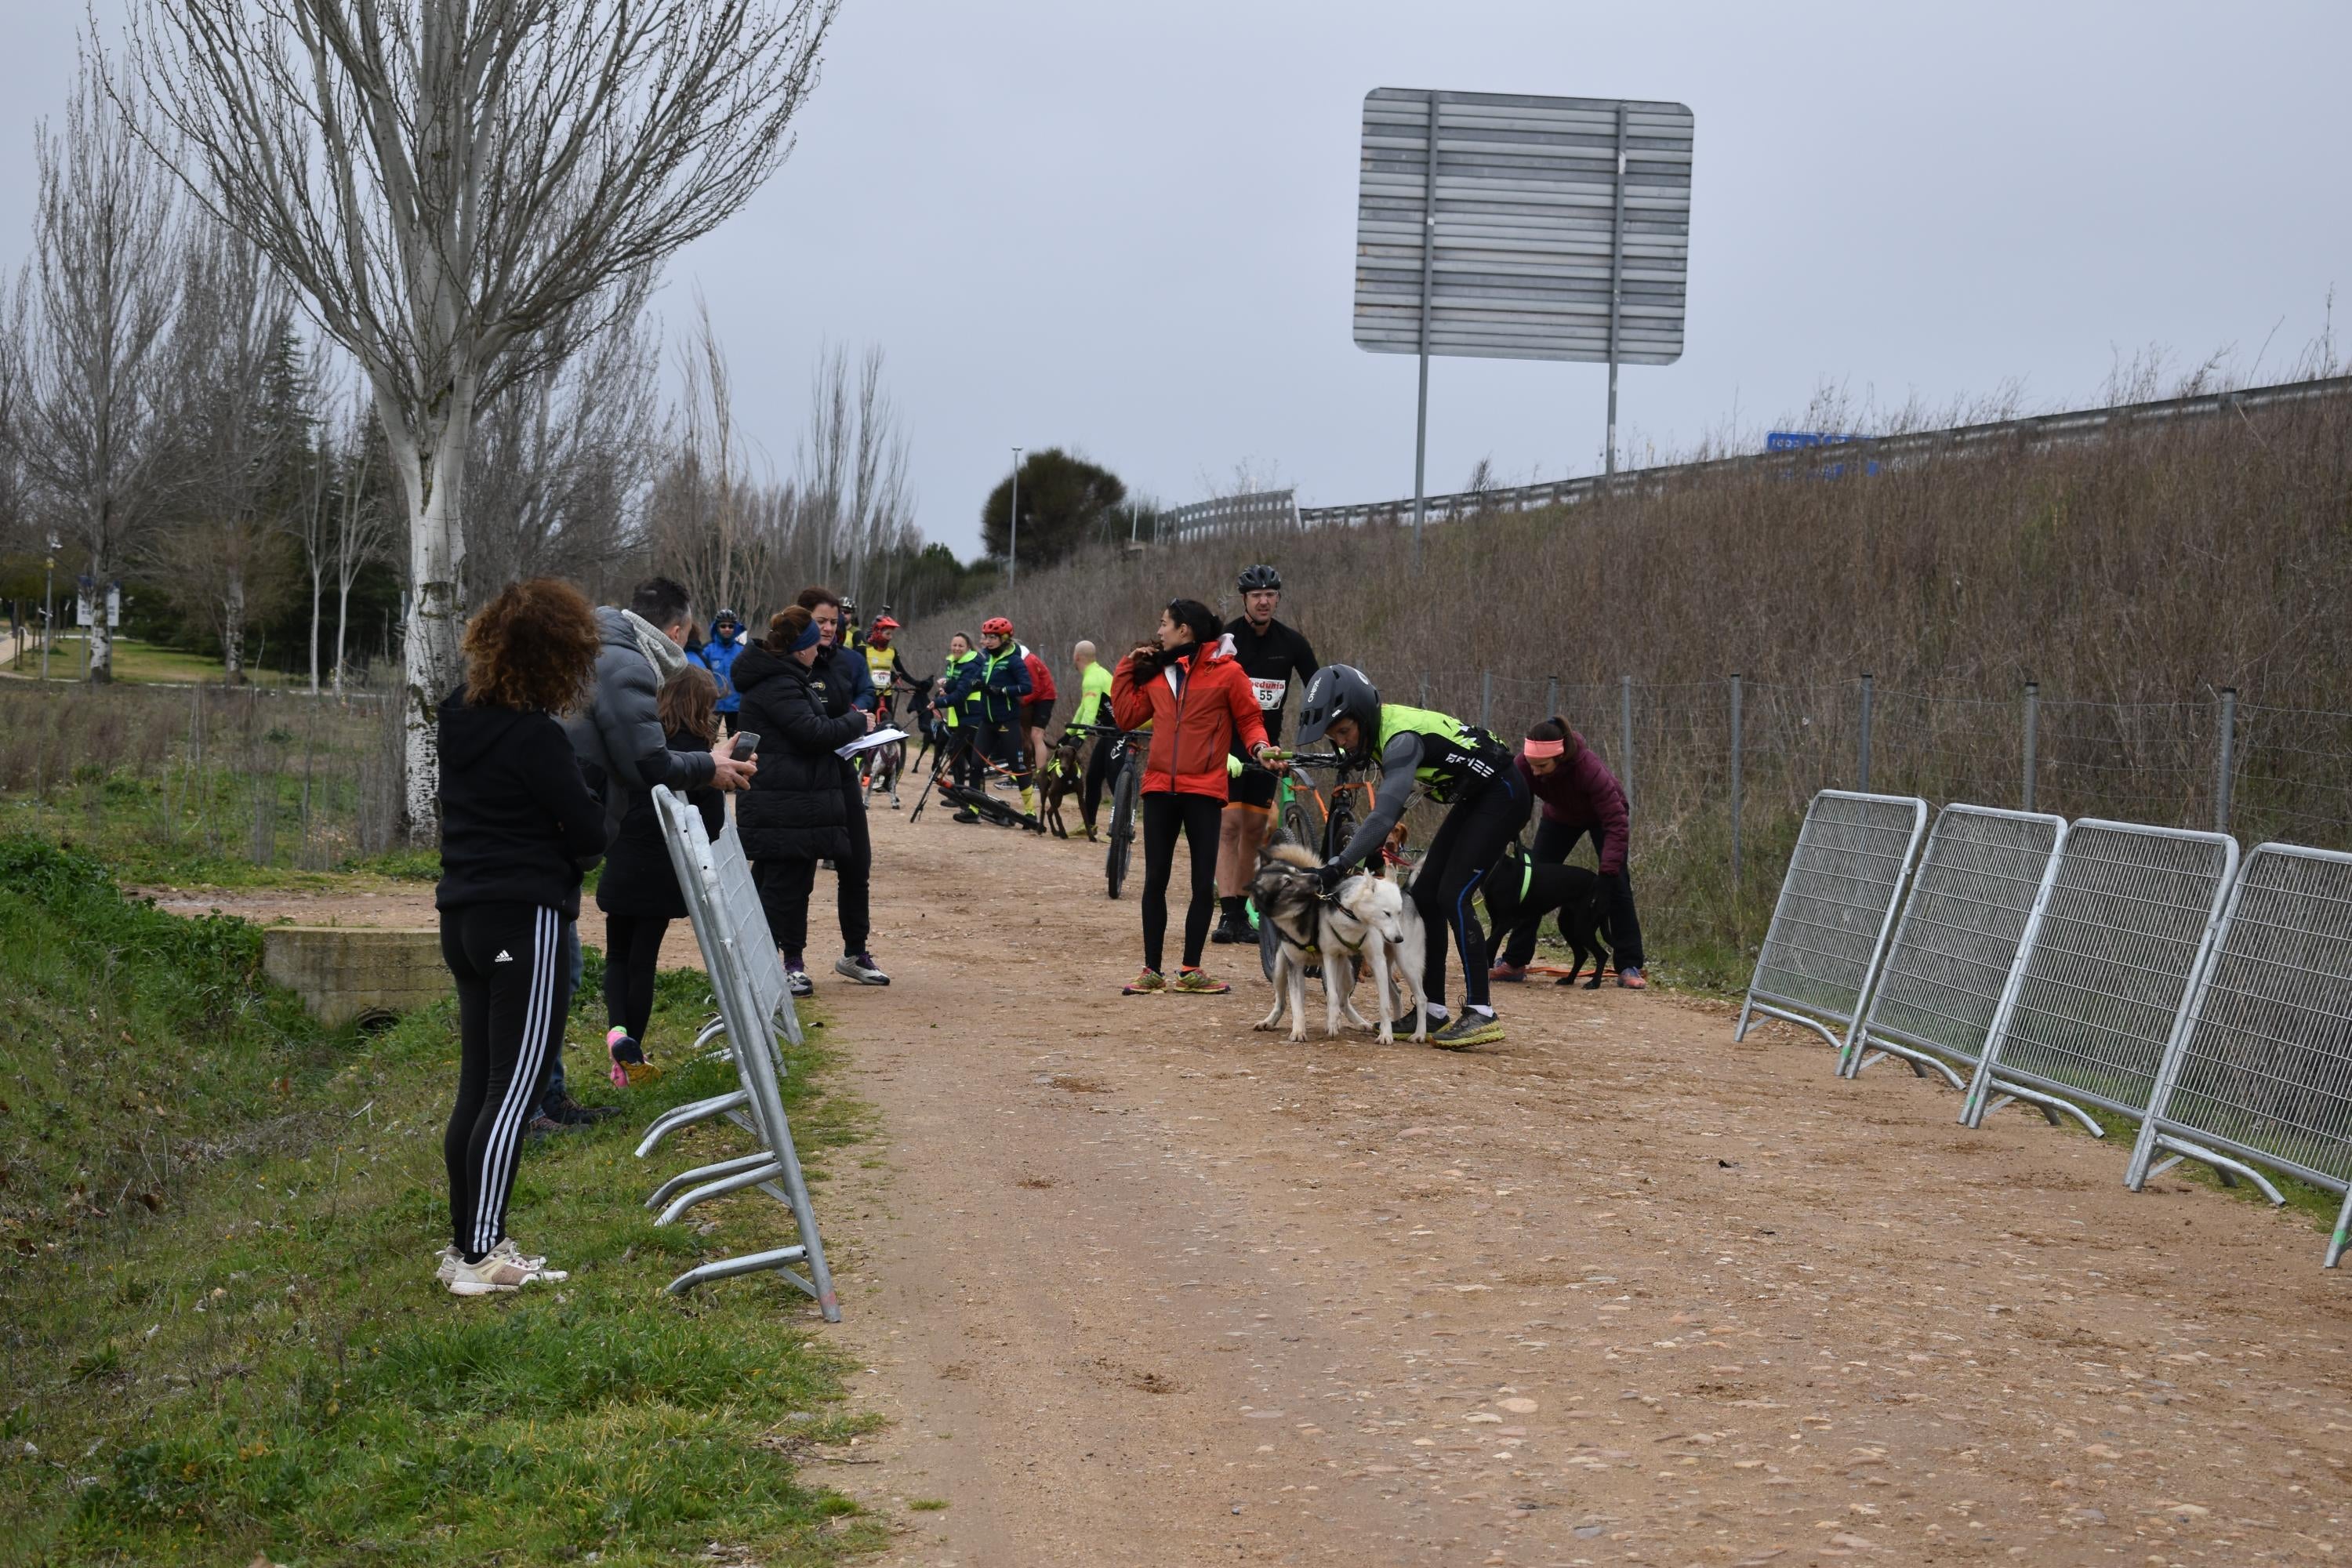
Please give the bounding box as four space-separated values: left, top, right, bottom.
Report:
463 308 660 594
326 397 394 697
645 296 777 622
126 0 838 833
16 59 183 683
153 223 302 683
794 341 913 605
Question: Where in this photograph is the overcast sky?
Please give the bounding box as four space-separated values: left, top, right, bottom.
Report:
6 2 2347 558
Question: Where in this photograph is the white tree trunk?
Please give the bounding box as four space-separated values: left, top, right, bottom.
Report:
222 570 245 684
85 550 114 683
387 378 474 841
332 573 351 700
308 561 322 695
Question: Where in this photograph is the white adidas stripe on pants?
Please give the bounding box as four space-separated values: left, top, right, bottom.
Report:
472 906 561 1255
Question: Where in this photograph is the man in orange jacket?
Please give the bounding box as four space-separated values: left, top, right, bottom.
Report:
1110 597 1278 995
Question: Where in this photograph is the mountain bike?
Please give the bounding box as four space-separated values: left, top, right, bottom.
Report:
1066 723 1150 899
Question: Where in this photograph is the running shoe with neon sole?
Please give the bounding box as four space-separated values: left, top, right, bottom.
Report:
1429 1011 1505 1051
1171 967 1229 995
1123 968 1166 995
1617 967 1647 990
606 1028 661 1087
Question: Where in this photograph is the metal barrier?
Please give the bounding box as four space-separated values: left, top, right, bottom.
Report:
1962 819 2237 1142
1842 805 2067 1088
644 787 840 1317
1735 790 1928 1055
2129 844 2352 1243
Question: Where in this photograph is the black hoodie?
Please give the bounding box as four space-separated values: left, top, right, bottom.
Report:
435 684 609 916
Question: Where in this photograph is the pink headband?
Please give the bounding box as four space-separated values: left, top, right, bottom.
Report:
1522 738 1566 759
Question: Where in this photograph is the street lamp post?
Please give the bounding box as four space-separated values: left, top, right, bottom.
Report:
1007 447 1022 590
42 534 57 684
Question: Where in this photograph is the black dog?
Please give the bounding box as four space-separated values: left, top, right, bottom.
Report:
1480 840 1613 987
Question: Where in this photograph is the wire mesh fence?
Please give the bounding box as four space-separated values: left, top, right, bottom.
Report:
2130 844 2352 1260
1736 791 1926 1053
1963 821 2238 1130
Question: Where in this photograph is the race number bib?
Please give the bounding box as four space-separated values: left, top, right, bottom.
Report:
1250 677 1287 710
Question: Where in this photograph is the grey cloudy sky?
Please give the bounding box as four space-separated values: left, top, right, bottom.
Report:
5 2 2347 557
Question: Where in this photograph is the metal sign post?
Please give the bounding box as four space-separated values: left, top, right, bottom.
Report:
1356 89 1693 528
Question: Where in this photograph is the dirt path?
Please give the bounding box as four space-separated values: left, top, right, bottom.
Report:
804 791 2352 1567
143 795 2352 1564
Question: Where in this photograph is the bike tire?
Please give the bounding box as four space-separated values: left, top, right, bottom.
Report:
1280 797 1322 852
1322 794 1359 865
1105 765 1139 898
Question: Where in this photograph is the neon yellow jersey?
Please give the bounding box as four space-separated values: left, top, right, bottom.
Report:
1375 702 1506 800
1073 662 1114 727
864 642 898 684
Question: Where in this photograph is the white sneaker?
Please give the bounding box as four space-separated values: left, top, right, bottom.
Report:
488 1237 564 1279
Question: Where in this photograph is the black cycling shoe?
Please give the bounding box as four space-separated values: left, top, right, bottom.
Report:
951 808 981 824
1210 916 1240 946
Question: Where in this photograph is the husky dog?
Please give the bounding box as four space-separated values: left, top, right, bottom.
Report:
1249 844 1430 1044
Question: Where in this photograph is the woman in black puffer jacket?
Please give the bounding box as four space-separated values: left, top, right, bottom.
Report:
731 605 873 996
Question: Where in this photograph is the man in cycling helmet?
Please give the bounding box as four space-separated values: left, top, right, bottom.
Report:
1296 664 1530 1050
1213 564 1318 946
863 615 902 720
942 616 1033 818
696 608 747 720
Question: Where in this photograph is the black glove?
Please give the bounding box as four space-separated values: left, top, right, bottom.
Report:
1316 860 1347 894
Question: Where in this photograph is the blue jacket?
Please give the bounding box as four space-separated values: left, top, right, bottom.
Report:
945 641 1032 724
697 626 747 713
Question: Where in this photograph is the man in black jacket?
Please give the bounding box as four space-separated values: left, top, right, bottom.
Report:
795 586 888 985
1214 564 1318 944
536 575 755 1128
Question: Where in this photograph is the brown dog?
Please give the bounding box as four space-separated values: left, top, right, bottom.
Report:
1039 733 1084 839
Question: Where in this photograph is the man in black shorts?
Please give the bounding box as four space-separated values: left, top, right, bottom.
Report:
1212 564 1319 944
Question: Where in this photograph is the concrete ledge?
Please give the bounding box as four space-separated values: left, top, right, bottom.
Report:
261 925 446 1027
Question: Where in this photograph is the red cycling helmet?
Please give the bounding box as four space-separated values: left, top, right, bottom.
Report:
982 616 1014 636
870 615 901 632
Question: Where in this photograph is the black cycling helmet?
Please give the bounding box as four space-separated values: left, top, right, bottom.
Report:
1295 664 1381 763
712 606 740 629
1236 563 1282 593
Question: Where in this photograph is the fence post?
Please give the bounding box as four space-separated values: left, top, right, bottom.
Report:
1730 672 1744 894
1621 674 1634 818
1544 675 1558 723
2022 681 2039 813
1857 672 1874 790
1480 670 1493 732
2215 686 2238 834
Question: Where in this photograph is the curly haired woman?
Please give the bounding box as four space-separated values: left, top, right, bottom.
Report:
433 578 608 1297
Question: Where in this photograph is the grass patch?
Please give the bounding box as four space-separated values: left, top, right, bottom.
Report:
6 637 230 685
0 837 880 1566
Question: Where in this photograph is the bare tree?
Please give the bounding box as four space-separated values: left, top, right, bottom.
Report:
327 399 394 697
152 222 301 683
16 58 183 683
127 0 838 833
463 307 660 595
794 341 913 604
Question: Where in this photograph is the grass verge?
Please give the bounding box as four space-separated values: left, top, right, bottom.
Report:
0 836 880 1566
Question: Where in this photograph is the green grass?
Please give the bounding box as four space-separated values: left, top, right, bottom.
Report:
6 637 231 685
0 837 881 1566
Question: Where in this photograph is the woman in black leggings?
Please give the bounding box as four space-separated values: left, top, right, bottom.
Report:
434 579 609 1296
595 663 725 1083
1108 598 1276 994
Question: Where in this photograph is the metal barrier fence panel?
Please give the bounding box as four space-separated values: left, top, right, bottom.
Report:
1736 790 1928 1054
2129 844 2352 1254
1962 818 2238 1136
1844 805 2067 1087
648 787 839 1317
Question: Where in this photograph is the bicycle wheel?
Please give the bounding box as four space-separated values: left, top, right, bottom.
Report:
1321 792 1359 865
1105 764 1139 898
1280 787 1323 852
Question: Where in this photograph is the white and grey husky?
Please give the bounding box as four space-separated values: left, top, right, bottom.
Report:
1248 843 1430 1044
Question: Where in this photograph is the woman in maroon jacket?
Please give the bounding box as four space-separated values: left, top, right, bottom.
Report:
1490 717 1646 988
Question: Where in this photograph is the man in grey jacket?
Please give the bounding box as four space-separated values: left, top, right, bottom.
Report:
536 575 755 1131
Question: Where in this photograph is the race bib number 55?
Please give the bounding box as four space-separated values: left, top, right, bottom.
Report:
1250 677 1287 710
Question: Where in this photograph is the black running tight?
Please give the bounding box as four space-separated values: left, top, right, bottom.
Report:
441 902 570 1257
601 912 670 1044
1140 790 1223 973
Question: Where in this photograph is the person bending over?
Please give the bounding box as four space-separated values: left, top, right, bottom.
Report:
433 578 608 1296
596 663 726 1087
1296 665 1530 1050
1111 598 1276 995
1213 563 1317 945
1492 718 1646 989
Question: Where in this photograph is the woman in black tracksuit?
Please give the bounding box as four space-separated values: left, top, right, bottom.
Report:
434 579 608 1297
594 662 725 1084
731 606 873 997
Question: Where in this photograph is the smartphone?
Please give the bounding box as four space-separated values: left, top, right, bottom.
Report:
731 731 760 755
